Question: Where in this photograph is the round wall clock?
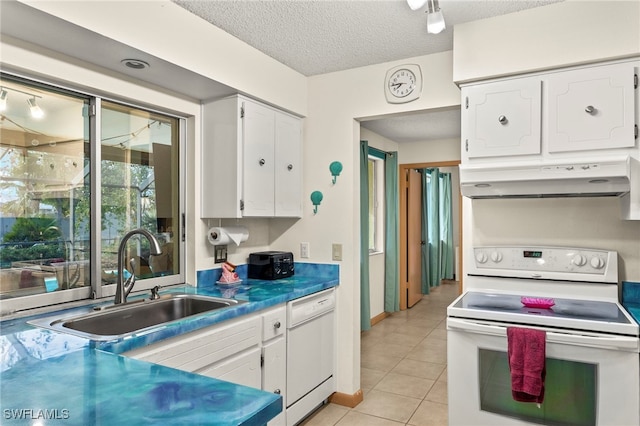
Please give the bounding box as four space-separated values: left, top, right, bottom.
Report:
384 64 422 104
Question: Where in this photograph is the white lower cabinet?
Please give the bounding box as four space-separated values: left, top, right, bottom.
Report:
261 305 287 426
123 304 290 424
124 314 262 388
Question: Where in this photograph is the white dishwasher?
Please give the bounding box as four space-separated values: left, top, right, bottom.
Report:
286 287 336 426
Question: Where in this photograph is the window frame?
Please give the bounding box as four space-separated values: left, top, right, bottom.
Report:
0 72 186 314
367 154 385 255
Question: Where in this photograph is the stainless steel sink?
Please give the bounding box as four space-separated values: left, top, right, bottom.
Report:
29 294 244 341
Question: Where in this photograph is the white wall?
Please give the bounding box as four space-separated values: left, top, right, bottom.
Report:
453 0 640 83
18 0 308 116
272 52 461 395
398 137 461 165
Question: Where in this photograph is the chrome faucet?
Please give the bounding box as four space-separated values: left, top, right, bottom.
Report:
115 228 162 304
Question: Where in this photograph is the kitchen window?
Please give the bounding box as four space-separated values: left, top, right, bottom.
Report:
0 74 184 314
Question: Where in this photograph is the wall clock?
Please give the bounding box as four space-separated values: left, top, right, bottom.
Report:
384 64 422 104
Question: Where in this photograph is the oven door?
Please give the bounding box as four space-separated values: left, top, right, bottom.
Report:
447 317 640 426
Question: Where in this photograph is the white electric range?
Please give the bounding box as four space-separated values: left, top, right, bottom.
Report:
447 246 639 426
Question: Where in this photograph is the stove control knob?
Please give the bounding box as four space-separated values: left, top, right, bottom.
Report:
590 257 605 269
490 252 503 263
572 254 587 267
476 252 488 264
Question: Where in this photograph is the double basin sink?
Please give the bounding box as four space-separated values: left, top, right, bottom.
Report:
29 293 244 341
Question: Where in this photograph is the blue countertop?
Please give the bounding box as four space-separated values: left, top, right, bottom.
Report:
0 263 339 425
622 281 640 326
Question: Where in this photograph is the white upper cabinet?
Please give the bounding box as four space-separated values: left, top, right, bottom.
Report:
274 113 303 217
463 78 542 159
202 95 303 218
243 100 277 216
546 63 636 153
461 60 638 163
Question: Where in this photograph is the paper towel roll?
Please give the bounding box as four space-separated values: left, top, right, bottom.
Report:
207 226 249 246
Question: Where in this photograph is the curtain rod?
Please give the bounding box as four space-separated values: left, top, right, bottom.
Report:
367 146 394 159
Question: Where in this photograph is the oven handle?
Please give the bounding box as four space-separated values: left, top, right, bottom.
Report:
447 317 639 351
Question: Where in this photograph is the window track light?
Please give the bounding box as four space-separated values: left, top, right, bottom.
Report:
27 96 44 119
0 89 7 112
426 0 446 34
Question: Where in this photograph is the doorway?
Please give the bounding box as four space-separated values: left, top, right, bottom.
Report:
399 160 462 310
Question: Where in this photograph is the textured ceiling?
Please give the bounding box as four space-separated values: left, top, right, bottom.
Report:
172 0 563 142
172 0 562 77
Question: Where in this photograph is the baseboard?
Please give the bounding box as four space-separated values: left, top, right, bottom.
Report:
370 312 388 327
329 389 364 408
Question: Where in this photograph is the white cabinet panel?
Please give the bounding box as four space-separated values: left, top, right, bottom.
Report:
124 315 261 374
262 337 286 396
464 78 542 159
262 305 286 341
202 95 303 218
547 63 636 153
198 346 262 389
243 101 276 216
274 114 302 217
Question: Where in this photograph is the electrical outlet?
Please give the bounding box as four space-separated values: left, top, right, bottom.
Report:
300 242 310 258
332 243 342 261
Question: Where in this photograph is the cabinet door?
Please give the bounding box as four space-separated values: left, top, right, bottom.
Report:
263 337 286 426
197 346 262 389
262 337 286 396
547 63 636 153
464 78 542 159
243 100 276 216
274 113 302 217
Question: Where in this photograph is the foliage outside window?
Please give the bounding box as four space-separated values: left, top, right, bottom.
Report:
0 74 183 313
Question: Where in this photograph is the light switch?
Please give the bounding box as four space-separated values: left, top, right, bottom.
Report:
300 242 310 258
332 243 342 261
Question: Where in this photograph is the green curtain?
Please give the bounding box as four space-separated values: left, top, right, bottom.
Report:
384 151 399 313
439 173 454 280
359 140 371 331
421 168 454 292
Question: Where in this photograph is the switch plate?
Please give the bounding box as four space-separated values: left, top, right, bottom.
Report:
215 245 228 263
300 242 310 258
332 243 342 261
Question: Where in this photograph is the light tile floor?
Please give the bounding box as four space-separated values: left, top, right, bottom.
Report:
302 282 460 426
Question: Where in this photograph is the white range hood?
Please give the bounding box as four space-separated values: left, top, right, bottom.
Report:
460 156 640 219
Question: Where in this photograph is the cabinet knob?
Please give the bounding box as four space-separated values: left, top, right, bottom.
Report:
274 321 281 329
585 105 596 115
274 389 281 394
287 164 293 171
259 158 266 166
498 115 508 125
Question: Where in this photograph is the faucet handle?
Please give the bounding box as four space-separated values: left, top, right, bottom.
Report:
150 285 161 300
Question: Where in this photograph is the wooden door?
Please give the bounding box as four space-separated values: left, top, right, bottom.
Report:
407 169 423 308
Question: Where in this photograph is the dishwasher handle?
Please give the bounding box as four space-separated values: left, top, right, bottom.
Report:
287 288 336 328
447 317 640 351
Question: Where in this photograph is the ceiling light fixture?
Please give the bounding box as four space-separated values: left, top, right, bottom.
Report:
426 0 446 34
407 0 427 11
121 58 150 70
0 89 7 112
27 97 44 119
